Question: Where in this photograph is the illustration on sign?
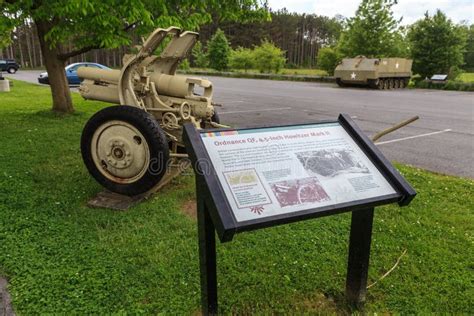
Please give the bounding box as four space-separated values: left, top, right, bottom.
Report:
201 123 396 222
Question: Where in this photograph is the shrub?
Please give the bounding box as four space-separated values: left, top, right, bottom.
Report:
413 79 474 91
229 47 254 72
253 40 286 73
179 59 190 71
316 47 342 76
207 29 231 71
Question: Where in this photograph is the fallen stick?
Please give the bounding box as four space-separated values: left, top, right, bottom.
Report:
367 249 408 289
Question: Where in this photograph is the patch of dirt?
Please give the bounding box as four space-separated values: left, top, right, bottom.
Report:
295 292 349 315
181 199 197 220
0 276 15 316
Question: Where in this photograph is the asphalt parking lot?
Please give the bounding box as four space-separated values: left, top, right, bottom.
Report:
6 71 474 178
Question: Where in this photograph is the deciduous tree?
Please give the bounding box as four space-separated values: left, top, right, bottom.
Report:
316 47 342 75
462 24 474 71
338 0 404 58
408 10 467 78
0 0 268 113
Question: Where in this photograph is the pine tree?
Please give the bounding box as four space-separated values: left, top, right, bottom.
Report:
192 41 209 68
207 29 231 71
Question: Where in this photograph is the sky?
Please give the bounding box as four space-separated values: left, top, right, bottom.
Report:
266 0 474 25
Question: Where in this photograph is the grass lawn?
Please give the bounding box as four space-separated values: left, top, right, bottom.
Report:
457 72 474 83
0 80 473 314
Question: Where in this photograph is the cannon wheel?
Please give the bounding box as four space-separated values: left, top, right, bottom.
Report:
81 105 169 196
200 110 220 129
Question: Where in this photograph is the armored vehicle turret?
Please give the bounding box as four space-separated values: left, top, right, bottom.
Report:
334 56 412 89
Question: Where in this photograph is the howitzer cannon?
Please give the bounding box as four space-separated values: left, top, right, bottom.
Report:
78 27 225 196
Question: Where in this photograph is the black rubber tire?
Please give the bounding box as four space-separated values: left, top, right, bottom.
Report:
7 67 16 74
211 111 220 124
81 105 169 196
200 110 221 129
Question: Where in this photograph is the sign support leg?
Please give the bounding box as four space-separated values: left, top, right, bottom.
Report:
197 188 218 315
345 207 374 307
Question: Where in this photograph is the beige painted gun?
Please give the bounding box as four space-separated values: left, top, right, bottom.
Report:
77 27 225 196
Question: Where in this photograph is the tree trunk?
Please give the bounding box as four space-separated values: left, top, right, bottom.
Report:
35 20 74 113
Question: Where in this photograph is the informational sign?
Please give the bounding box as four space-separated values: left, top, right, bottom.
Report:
200 122 396 222
183 114 416 314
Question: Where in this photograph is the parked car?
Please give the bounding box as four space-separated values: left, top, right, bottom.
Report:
38 62 110 85
0 59 20 74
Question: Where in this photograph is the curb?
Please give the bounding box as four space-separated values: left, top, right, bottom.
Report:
178 70 336 83
0 277 14 316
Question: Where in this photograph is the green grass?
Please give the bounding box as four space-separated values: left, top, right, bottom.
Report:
278 68 328 76
457 72 474 83
0 80 473 313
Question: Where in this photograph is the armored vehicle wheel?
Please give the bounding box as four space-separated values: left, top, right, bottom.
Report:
383 79 390 90
376 79 384 90
81 105 170 196
388 79 395 89
336 78 346 87
399 79 405 89
393 79 400 89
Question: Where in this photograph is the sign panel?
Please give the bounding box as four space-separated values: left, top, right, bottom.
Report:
200 122 397 222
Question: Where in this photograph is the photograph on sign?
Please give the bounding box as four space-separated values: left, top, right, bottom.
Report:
201 123 397 222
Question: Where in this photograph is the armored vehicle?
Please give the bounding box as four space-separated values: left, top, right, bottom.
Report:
78 27 225 196
334 56 412 89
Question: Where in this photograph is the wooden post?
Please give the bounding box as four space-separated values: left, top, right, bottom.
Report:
345 208 374 307
197 177 218 315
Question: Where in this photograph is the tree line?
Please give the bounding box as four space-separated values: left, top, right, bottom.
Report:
0 19 137 69
1 9 342 70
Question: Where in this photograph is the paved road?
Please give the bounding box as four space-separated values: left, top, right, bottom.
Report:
7 71 474 178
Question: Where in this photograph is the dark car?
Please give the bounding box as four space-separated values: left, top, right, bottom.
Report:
0 59 20 74
38 62 110 85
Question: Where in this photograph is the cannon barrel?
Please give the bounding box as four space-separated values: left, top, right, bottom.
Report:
78 67 213 102
77 67 120 84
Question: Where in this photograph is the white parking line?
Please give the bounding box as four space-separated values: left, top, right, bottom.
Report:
223 100 245 104
219 107 292 114
375 129 452 145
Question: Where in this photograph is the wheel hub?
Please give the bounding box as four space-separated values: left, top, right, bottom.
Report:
105 138 134 169
91 120 150 183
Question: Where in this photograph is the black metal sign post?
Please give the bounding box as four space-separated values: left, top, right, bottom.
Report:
184 114 416 314
346 207 374 306
196 176 218 314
